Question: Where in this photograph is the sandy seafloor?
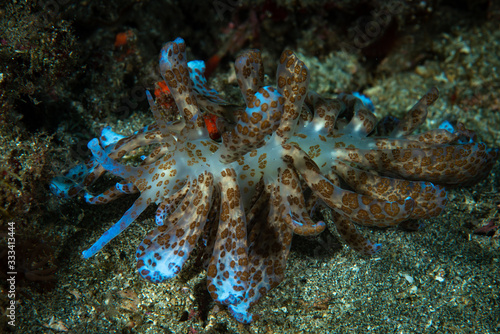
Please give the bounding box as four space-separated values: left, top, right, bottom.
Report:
1 1 499 333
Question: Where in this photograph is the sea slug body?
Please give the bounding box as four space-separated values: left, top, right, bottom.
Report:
51 37 499 323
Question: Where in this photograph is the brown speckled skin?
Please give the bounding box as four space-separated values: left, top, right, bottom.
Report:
53 37 498 323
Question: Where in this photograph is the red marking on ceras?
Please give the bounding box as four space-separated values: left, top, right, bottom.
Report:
203 114 221 140
204 54 222 78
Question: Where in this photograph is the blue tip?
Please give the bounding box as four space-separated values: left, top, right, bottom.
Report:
352 91 375 112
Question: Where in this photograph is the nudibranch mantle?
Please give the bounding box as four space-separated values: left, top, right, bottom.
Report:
51 37 498 323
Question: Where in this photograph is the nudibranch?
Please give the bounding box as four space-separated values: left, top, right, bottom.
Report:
51 37 499 323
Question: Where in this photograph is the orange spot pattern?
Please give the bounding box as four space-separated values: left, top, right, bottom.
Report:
51 37 499 324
